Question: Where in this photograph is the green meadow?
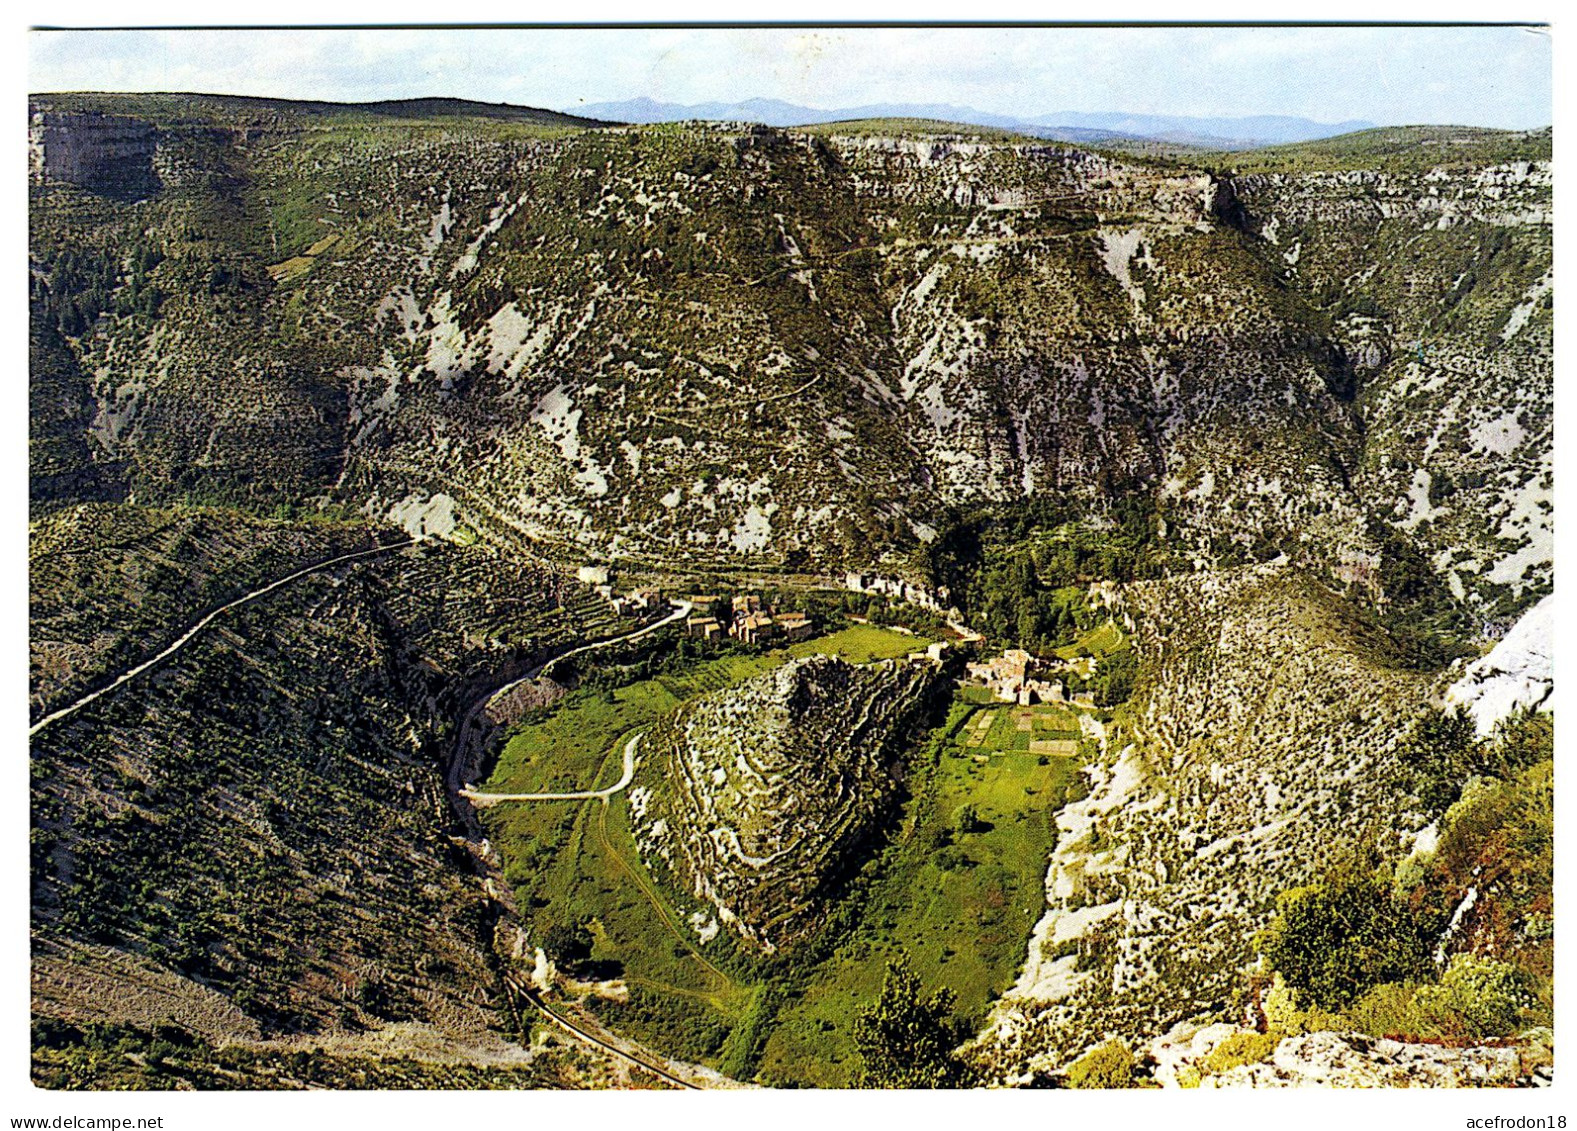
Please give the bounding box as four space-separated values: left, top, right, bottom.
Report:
480 623 1086 1082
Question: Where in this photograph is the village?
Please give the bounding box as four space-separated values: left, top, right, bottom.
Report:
573 563 1112 705
963 648 1099 708
573 565 819 646
681 592 817 645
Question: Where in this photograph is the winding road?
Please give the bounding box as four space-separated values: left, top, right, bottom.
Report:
504 975 701 1089
448 597 730 1087
450 597 690 805
444 596 690 798
29 538 418 739
461 732 643 805
34 534 717 1083
528 598 692 683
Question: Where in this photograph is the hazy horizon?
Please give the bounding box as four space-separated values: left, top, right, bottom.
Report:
28 25 1553 132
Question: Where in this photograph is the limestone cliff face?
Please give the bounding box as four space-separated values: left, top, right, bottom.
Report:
28 97 1555 1087
634 655 941 950
29 109 159 197
1445 592 1554 735
29 100 1551 620
1229 158 1552 614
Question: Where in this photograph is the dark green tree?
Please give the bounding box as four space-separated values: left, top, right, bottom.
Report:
541 922 594 975
1398 706 1480 814
1256 868 1438 1011
852 959 974 1088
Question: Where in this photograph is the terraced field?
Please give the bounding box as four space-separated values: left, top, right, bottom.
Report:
482 625 931 795
1055 619 1129 662
29 88 1552 1089
640 654 944 949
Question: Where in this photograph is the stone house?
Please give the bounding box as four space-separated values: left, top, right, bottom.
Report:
627 587 664 612
687 616 723 642
733 612 777 645
776 611 815 641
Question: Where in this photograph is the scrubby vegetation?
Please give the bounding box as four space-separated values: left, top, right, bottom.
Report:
30 515 621 1066
1063 1040 1139 1088
1253 711 1552 1046
1208 125 1551 175
29 94 1549 618
31 1018 590 1090
1256 866 1440 1011
30 91 1550 1090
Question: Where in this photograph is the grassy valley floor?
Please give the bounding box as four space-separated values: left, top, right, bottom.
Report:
478 625 1091 1084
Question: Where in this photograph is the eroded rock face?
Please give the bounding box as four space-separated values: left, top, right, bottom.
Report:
1203 1031 1525 1088
635 655 941 949
1446 592 1554 735
29 111 159 197
30 99 1550 614
1231 162 1552 615
1146 1020 1547 1088
985 564 1437 1075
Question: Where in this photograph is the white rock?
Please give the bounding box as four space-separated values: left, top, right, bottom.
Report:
1446 593 1554 735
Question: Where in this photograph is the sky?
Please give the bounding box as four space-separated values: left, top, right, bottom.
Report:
27 22 1553 129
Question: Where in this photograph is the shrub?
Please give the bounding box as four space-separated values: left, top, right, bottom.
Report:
852 959 974 1088
1201 1031 1280 1075
1064 1040 1134 1089
1255 869 1438 1011
1416 955 1532 1040
1398 707 1478 814
1344 981 1438 1040
1432 761 1552 913
933 846 968 871
541 922 594 975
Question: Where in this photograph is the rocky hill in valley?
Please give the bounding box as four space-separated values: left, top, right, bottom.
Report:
29 93 1552 1088
635 655 943 950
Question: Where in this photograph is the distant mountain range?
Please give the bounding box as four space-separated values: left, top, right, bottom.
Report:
567 96 1376 149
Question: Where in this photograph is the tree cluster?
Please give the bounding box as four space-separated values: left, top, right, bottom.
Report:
852 958 975 1088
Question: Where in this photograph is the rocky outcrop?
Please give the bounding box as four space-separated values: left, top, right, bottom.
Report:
1203 1031 1526 1088
984 564 1437 1075
635 655 942 950
29 109 159 197
1147 1019 1548 1088
1446 592 1554 735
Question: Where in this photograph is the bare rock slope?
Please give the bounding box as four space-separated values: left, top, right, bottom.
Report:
983 564 1437 1077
